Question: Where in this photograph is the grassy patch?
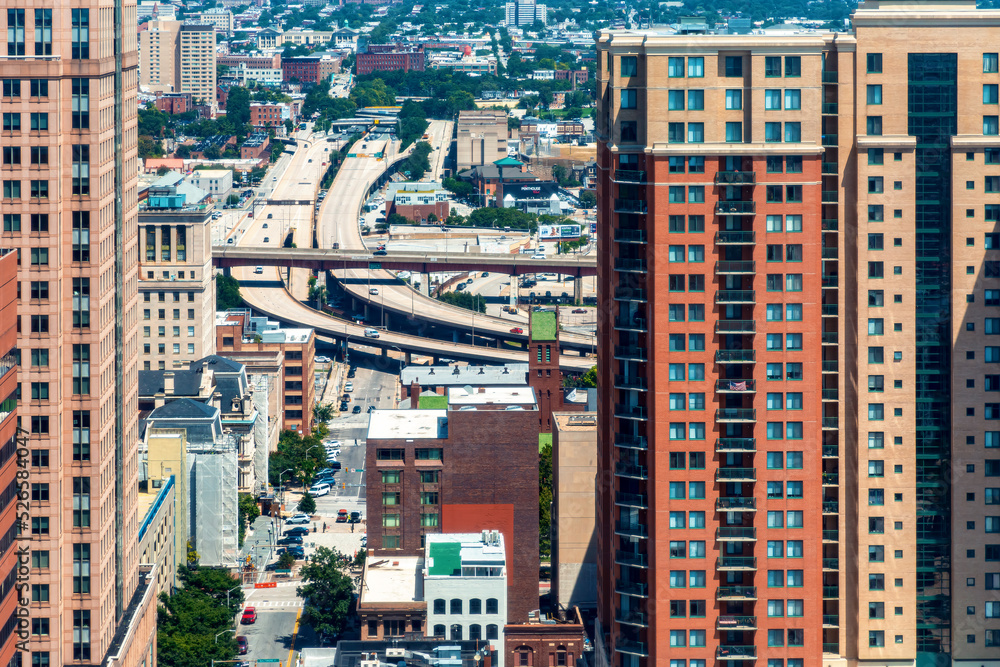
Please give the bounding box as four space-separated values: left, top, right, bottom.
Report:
539 432 552 453
419 395 448 409
531 311 557 342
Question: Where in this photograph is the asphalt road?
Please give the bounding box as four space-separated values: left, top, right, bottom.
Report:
238 604 300 667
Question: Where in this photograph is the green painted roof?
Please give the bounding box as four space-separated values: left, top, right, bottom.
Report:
428 541 462 576
493 156 523 167
419 395 448 409
531 311 557 342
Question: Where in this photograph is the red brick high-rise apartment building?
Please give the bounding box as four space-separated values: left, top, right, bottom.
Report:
0 249 19 667
0 4 158 667
595 2 1000 667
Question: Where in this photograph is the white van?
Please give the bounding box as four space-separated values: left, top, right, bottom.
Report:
364 328 380 339
308 483 331 497
254 266 263 274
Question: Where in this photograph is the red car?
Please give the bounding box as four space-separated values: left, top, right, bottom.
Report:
237 637 249 654
241 607 257 624
572 308 587 314
510 327 524 334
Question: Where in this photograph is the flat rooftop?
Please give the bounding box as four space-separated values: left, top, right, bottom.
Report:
402 363 528 387
531 310 557 342
362 556 423 604
553 412 597 432
447 386 536 407
368 409 447 439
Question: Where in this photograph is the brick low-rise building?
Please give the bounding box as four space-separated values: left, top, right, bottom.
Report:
282 55 339 84
250 103 290 129
357 43 426 75
385 181 450 223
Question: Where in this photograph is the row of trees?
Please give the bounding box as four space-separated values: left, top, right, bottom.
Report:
437 290 487 313
268 426 335 489
157 567 245 667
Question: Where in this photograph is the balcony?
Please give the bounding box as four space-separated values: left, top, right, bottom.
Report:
822 332 838 345
822 416 839 430
614 169 647 184
615 258 648 273
614 403 648 421
717 616 757 631
615 609 648 627
615 520 649 538
716 467 757 482
615 639 649 657
822 471 839 485
715 261 756 275
822 501 839 514
615 461 648 480
823 530 839 542
824 615 840 628
715 171 756 185
823 558 839 571
717 496 757 512
822 102 839 114
823 643 840 655
822 445 838 458
614 315 648 332
615 433 647 450
716 408 756 423
822 70 839 83
822 134 839 146
614 287 647 303
615 491 648 509
716 349 755 364
715 319 755 334
716 379 756 394
614 549 648 568
717 586 757 601
717 556 757 571
822 388 838 401
615 579 649 597
715 437 756 453
715 230 756 245
821 303 838 316
822 274 839 288
822 246 839 259
716 526 756 541
614 346 648 362
822 218 839 231
614 228 647 244
614 374 647 391
822 190 839 203
715 201 756 215
614 198 648 214
718 646 757 661
823 586 839 598
822 360 838 373
715 290 756 305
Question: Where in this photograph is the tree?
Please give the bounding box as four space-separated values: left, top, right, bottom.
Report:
437 290 486 313
226 86 252 130
157 566 244 667
204 145 222 160
174 144 192 159
314 402 335 422
179 565 245 614
580 365 597 387
226 193 240 206
238 493 260 548
402 141 433 181
579 190 596 208
298 492 317 515
442 177 474 199
386 212 409 227
539 441 553 557
139 136 164 159
277 551 296 570
216 273 243 310
297 547 355 640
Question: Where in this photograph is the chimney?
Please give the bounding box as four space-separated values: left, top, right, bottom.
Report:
211 391 222 411
410 381 420 409
163 372 175 396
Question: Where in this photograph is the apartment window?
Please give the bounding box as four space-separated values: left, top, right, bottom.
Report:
668 57 684 77
72 477 90 528
29 247 48 265
668 123 685 143
2 113 19 132
785 89 801 109
72 211 90 262
620 121 636 143
688 90 704 109
620 88 636 109
2 146 19 165
7 9 25 56
668 90 684 110
869 148 884 164
29 113 47 131
3 180 20 198
73 609 91 661
72 344 90 394
987 116 1000 136
725 122 742 142
2 213 18 231
73 411 90 461
867 116 883 136
765 56 781 77
687 123 704 144
71 9 89 59
72 78 90 129
765 122 782 143
868 53 883 73
29 146 47 165
72 145 90 195
987 84 1000 105
867 84 883 104
29 180 47 198
33 9 51 55
725 89 742 110
725 56 743 77
987 52 1000 73
785 123 801 142
72 278 90 329
688 57 704 77
2 79 19 97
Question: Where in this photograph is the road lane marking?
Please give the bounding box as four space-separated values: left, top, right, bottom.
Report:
287 609 302 667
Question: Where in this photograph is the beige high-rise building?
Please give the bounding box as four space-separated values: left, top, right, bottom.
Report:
139 20 216 105
0 2 157 667
595 2 1000 667
456 109 509 172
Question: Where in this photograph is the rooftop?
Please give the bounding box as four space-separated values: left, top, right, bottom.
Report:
367 409 448 440
425 531 506 577
531 310 557 341
446 386 536 407
553 412 597 431
418 395 448 409
402 363 528 387
361 556 423 604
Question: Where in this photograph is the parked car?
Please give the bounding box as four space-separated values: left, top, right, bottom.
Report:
285 526 310 537
263 237 270 243
254 266 263 274
342 393 350 402
510 327 524 334
352 405 362 414
277 535 304 546
267 213 273 219
263 223 268 229
286 514 311 525
237 637 249 655
241 607 257 624
315 356 331 363
347 369 356 378
367 405 376 413
373 249 388 256
572 308 587 314
336 509 348 523
339 401 349 411
277 546 305 559
345 381 354 391
308 483 331 497
349 511 362 524
328 460 342 471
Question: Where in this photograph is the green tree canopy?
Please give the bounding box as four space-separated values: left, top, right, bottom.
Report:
226 86 252 130
297 547 355 639
216 273 243 310
298 492 317 515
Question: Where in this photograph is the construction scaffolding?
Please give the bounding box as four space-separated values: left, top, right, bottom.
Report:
251 374 271 497
189 435 239 568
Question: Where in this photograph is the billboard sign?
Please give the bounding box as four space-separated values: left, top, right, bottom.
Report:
539 224 582 240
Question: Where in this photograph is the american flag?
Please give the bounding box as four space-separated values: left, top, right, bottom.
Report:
730 381 747 391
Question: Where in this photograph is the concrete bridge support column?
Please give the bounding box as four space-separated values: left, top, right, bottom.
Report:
452 329 460 343
381 347 388 358
404 352 412 365
574 276 583 306
419 273 430 297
